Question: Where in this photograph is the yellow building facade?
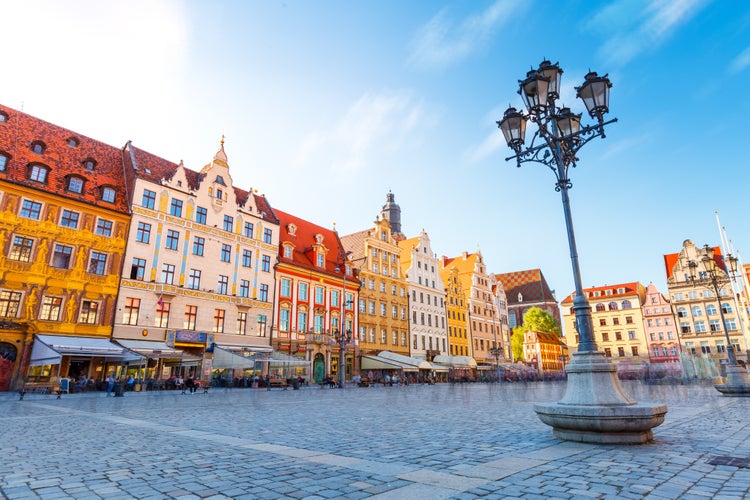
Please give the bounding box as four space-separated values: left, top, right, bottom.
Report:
0 105 131 390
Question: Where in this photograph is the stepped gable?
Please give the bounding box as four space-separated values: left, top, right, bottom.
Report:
0 104 129 214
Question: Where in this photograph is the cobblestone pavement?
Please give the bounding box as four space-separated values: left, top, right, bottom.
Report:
2 381 750 499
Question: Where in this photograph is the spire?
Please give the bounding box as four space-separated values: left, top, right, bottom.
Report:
380 190 402 236
213 135 228 166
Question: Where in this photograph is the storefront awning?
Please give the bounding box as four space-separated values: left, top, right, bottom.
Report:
377 350 434 370
432 355 478 370
361 355 406 371
257 350 311 366
212 346 257 370
114 340 201 361
30 334 142 367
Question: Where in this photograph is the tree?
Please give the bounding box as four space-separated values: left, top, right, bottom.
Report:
512 307 561 361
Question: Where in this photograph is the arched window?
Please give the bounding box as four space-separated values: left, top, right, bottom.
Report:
27 163 50 183
0 111 8 123
101 186 116 203
608 302 618 311
66 175 85 194
706 304 717 315
691 305 703 317
30 141 46 155
67 137 80 148
677 307 687 318
595 303 605 312
721 302 733 314
82 158 97 171
621 300 632 309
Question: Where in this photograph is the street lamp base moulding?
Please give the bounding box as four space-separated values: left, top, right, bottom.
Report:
714 364 750 396
534 351 668 444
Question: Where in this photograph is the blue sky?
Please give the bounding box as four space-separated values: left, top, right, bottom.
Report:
4 0 749 303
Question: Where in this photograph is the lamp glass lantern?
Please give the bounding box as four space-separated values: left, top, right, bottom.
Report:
518 70 550 113
497 107 527 149
537 60 563 101
576 71 612 121
555 107 582 139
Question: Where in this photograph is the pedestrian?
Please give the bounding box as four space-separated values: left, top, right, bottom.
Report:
105 373 116 397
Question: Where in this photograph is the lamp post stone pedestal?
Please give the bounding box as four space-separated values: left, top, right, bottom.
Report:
497 60 667 444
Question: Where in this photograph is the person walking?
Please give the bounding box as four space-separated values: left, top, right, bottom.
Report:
105 374 116 397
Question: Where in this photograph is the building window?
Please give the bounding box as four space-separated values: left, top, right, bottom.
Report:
706 304 717 315
9 236 33 262
725 318 737 330
280 279 291 298
297 311 308 331
298 283 309 301
261 255 271 272
217 275 229 294
79 300 99 324
142 189 156 209
29 164 49 183
39 296 63 321
20 200 42 220
236 312 247 335
221 244 231 262
283 246 292 259
95 219 113 237
51 244 73 268
280 309 290 332
67 176 84 194
0 291 22 317
136 222 151 244
695 321 706 333
165 230 179 250
87 251 107 275
242 250 252 267
691 305 703 317
223 215 234 232
82 158 95 170
314 314 324 333
30 141 46 154
161 264 175 284
170 198 183 217
195 206 207 224
0 154 6 171
721 303 734 314
123 298 140 325
317 253 325 267
187 269 201 290
239 279 250 298
243 222 253 238
193 236 205 256
380 303 386 316
315 286 324 304
709 319 721 332
60 209 79 229
213 309 226 333
331 290 340 308
101 187 116 203
184 305 198 330
128 258 146 281
259 284 269 302
156 301 170 328
263 228 273 244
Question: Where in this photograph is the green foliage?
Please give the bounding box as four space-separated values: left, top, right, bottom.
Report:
512 307 561 361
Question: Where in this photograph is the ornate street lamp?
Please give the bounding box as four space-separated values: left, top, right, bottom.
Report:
335 254 352 389
686 245 750 395
497 60 666 444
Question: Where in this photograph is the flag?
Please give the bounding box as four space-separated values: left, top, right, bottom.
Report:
156 295 164 309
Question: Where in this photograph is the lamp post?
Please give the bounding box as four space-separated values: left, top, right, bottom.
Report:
497 60 666 444
334 254 353 389
686 244 750 395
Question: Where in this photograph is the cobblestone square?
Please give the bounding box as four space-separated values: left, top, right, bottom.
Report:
2 381 749 499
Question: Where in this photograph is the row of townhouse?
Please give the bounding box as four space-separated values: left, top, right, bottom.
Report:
558 239 750 375
0 104 567 390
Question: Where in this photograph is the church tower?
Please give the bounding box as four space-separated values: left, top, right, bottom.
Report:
380 191 404 240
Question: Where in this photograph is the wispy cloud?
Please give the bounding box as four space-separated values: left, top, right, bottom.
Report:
296 91 435 173
407 0 525 71
729 47 750 74
588 0 711 67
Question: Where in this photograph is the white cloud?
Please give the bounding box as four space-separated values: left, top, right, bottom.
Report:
729 47 750 74
296 91 434 174
589 0 711 67
407 0 525 70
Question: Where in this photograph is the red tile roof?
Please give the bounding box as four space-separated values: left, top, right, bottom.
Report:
275 208 348 277
663 245 724 280
0 104 130 214
496 269 556 305
560 281 642 305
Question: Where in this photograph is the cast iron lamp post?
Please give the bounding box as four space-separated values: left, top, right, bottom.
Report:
686 245 750 395
485 304 501 380
497 60 666 444
334 254 353 389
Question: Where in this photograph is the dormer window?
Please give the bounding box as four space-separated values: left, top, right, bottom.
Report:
28 163 49 183
0 152 8 171
83 158 97 171
288 224 297 235
0 111 7 123
30 141 46 155
66 175 85 194
283 245 293 259
316 253 325 267
101 186 116 203
67 137 80 148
